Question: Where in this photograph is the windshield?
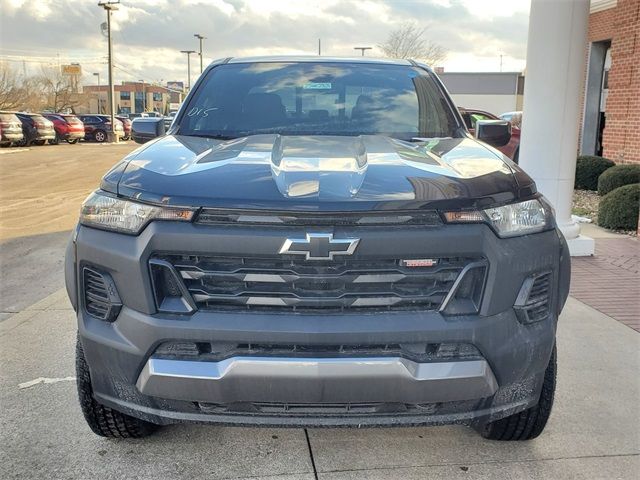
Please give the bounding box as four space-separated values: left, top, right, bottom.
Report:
177 62 458 140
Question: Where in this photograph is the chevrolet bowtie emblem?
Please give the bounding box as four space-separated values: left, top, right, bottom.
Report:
279 233 360 261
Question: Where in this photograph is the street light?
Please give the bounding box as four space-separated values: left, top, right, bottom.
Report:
194 33 206 73
98 0 119 142
180 50 196 90
93 72 101 113
353 47 372 56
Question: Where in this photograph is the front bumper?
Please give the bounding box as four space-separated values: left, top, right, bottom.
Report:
66 221 570 427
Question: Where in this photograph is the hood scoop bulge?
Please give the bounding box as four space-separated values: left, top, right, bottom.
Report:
270 135 369 199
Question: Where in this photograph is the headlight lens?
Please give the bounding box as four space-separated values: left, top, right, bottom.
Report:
483 200 548 237
443 199 549 237
80 191 193 234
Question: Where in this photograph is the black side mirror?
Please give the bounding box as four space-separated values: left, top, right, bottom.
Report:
475 120 512 147
131 117 165 144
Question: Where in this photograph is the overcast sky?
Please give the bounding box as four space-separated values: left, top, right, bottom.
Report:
0 0 530 86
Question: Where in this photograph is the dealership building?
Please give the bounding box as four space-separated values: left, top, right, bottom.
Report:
80 81 182 116
579 0 639 164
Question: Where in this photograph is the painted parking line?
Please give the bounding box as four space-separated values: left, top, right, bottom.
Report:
0 148 30 155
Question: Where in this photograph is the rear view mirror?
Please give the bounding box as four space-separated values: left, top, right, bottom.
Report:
475 120 512 147
131 118 165 144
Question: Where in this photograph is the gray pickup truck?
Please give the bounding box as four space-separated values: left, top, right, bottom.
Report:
66 56 570 440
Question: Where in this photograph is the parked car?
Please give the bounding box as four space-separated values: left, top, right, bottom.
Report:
14 113 56 146
115 115 132 140
460 108 521 162
499 111 523 128
0 112 24 146
42 113 85 144
66 56 569 441
128 113 148 119
77 114 125 142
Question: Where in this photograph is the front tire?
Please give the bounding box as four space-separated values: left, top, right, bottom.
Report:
76 336 158 438
32 139 46 146
67 138 80 144
478 346 556 441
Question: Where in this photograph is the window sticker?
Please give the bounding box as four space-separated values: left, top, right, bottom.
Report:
303 82 332 90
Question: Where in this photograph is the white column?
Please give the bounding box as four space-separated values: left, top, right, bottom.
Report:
519 0 594 256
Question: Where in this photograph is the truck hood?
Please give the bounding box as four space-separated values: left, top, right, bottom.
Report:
109 134 535 212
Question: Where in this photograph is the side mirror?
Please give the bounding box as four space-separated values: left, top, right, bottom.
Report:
475 120 512 147
131 117 165 144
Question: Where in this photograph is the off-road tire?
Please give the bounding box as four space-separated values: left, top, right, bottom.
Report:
76 336 158 438
478 345 556 441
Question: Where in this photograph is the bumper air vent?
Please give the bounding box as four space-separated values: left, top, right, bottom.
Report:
514 271 552 323
82 267 122 321
149 259 196 314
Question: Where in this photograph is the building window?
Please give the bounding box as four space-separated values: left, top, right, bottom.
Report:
152 92 163 102
120 91 131 100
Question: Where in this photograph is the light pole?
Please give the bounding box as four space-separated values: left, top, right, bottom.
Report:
194 33 206 73
98 1 119 142
180 50 196 91
93 72 101 113
354 47 372 56
139 79 146 112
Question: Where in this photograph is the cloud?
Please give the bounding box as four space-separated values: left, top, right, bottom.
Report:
0 0 530 84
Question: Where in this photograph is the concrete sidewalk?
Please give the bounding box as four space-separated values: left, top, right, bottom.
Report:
0 291 638 480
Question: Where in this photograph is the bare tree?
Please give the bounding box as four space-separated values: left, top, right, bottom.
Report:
378 22 448 66
37 66 79 112
0 62 30 110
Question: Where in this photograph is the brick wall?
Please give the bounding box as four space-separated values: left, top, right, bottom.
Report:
585 0 640 164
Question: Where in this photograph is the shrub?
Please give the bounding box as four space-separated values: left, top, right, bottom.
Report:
597 164 640 195
597 183 640 231
574 155 615 191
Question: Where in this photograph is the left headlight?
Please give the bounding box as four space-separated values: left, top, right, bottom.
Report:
80 191 194 234
444 199 551 237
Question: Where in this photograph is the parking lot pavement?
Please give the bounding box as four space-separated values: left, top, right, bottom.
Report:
1 293 638 480
0 142 139 241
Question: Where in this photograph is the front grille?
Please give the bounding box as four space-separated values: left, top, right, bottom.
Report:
152 255 485 313
82 267 121 321
195 209 443 227
515 271 552 323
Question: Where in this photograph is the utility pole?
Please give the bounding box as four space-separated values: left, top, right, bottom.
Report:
318 39 321 56
93 72 101 113
194 33 206 73
353 47 372 56
139 79 146 112
98 1 119 142
500 54 504 72
180 50 196 90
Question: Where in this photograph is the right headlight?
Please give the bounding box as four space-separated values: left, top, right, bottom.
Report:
80 191 194 235
444 199 551 237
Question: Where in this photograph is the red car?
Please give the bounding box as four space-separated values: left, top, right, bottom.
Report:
42 113 85 144
116 115 132 140
459 108 521 162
